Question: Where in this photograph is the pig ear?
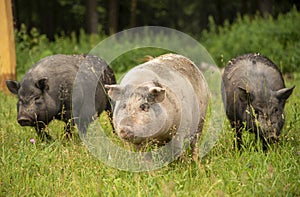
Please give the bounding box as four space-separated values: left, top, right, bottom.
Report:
276 86 295 101
238 87 254 102
148 87 165 103
36 77 49 91
104 84 123 101
5 80 20 95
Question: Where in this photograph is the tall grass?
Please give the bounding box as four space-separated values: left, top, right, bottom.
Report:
1 73 299 196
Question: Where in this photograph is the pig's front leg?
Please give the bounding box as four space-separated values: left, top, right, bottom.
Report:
34 123 52 141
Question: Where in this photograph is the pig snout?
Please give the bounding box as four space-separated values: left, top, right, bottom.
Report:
17 110 35 126
17 116 33 126
118 126 134 141
266 128 280 142
256 114 281 136
265 133 279 144
258 124 280 143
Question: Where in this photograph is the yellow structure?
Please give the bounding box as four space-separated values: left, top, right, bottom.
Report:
0 0 16 93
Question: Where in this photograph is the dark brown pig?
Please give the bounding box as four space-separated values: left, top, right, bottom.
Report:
6 54 116 140
105 53 209 159
221 53 295 149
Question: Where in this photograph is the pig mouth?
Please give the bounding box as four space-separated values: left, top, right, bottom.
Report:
265 131 280 143
266 137 279 144
17 117 35 126
117 127 149 144
257 127 280 144
118 127 135 142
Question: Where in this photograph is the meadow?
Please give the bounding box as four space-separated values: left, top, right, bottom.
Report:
0 68 299 196
1 9 300 196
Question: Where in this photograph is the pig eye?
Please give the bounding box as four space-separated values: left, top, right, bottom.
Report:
34 96 42 103
35 96 41 101
140 103 150 112
273 107 279 113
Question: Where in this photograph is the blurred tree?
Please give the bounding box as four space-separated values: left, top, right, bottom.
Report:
256 0 273 16
130 0 137 27
11 0 300 39
13 0 85 40
85 0 98 34
108 0 119 35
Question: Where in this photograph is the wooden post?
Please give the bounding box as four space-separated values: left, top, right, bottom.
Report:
0 0 16 93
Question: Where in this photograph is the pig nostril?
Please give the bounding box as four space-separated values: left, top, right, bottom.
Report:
119 127 134 140
18 118 32 126
119 130 125 136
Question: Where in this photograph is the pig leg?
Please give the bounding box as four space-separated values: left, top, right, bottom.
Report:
166 133 191 161
235 128 243 150
260 134 274 151
191 124 205 160
64 120 74 139
34 123 52 141
191 133 200 161
191 119 206 160
104 99 115 131
231 120 243 150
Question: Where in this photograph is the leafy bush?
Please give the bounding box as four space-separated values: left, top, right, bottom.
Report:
15 25 106 79
15 26 173 78
14 26 184 77
15 7 300 78
201 7 300 73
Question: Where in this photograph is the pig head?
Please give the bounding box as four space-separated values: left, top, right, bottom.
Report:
105 81 180 145
6 77 59 129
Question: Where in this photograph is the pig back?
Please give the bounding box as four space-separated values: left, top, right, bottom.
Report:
223 54 285 91
24 55 83 103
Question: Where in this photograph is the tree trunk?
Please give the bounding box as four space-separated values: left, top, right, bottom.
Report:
108 0 119 35
241 0 248 15
40 1 55 40
0 0 16 93
86 0 98 34
130 0 137 27
257 0 273 16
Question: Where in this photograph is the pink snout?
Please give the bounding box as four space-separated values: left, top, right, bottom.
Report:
118 126 134 141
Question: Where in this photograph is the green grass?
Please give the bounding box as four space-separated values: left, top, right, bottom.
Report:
1 73 299 196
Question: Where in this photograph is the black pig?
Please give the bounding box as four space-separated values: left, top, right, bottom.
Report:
6 54 116 140
221 53 294 149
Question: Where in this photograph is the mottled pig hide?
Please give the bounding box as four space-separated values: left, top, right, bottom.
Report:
106 53 209 159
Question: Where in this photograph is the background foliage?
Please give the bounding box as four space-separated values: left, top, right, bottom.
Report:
15 7 300 78
201 6 300 73
13 0 300 38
